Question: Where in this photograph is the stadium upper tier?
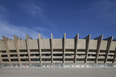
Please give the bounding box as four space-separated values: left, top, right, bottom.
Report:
0 33 116 67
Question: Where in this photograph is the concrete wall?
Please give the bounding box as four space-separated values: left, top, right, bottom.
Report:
18 40 26 50
89 40 97 50
78 39 86 49
110 41 116 51
65 39 75 49
0 41 5 50
29 39 38 49
40 39 50 49
53 39 63 49
100 40 107 50
7 40 16 50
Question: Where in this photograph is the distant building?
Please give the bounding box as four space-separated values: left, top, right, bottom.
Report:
0 33 116 68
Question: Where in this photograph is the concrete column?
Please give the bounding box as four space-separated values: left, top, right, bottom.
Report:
113 47 116 63
63 33 66 63
0 50 1 62
74 34 79 63
104 36 113 63
0 45 2 67
38 33 42 66
13 35 21 66
94 35 103 63
50 33 53 64
0 39 2 63
25 34 32 67
2 36 11 66
0 54 3 67
84 34 91 63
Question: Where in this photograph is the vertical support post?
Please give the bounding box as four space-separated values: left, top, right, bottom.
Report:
63 33 66 64
50 33 53 65
0 55 1 63
94 35 103 63
84 34 91 63
13 35 21 67
0 43 3 67
2 36 11 66
74 34 79 63
25 34 32 67
113 47 116 63
104 36 113 63
0 39 2 66
38 33 42 66
0 50 1 63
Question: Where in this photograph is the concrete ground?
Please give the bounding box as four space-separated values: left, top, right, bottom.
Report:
0 68 116 77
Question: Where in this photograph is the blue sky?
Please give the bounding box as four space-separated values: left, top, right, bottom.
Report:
0 0 116 39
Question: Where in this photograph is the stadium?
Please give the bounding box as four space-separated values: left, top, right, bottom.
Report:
0 33 116 68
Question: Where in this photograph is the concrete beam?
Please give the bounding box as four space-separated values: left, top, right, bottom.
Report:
94 35 103 63
2 36 10 40
113 47 116 63
0 39 3 66
104 36 113 40
84 34 91 63
13 35 20 40
0 51 2 64
38 33 42 64
2 36 11 65
38 33 41 39
0 53 1 61
104 36 113 63
26 34 32 39
25 34 31 66
0 39 1 62
74 34 79 63
38 34 43 39
13 35 21 65
50 33 53 64
63 33 66 63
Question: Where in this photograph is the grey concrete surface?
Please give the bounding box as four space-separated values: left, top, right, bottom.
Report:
0 68 116 77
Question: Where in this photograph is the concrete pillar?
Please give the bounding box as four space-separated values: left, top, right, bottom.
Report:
113 47 116 63
50 33 53 64
0 50 1 62
2 36 11 66
104 36 113 63
84 34 91 63
13 35 21 67
38 33 42 66
74 34 79 63
0 45 3 67
25 34 32 67
94 35 103 63
63 33 66 64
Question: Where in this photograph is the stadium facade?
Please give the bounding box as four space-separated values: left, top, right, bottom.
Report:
0 33 116 68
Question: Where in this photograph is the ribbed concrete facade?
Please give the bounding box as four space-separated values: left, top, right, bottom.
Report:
0 33 116 68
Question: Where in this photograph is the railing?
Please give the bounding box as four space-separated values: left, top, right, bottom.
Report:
0 63 116 68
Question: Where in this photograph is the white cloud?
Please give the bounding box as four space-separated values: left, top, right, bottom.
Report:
34 27 50 32
20 2 56 27
21 3 42 17
0 5 8 21
0 20 49 39
0 3 50 39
